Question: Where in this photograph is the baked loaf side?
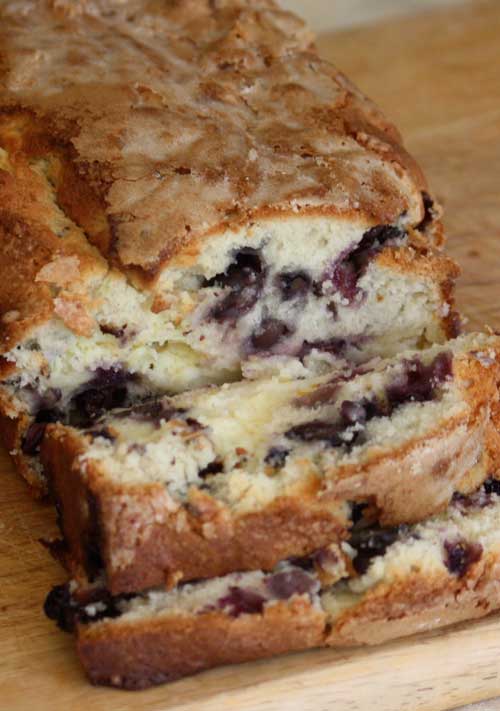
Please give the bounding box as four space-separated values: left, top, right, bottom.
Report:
44 479 500 689
40 334 500 593
0 0 459 491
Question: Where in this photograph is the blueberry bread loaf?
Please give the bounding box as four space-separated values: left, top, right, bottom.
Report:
45 478 500 689
41 334 500 593
0 0 459 493
2 0 498 694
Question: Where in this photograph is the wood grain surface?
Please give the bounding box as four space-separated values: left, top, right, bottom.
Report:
1 2 500 710
282 0 463 32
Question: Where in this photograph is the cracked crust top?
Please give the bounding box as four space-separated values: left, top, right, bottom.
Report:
0 0 429 285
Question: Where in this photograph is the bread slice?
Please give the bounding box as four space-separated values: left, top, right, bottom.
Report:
0 0 459 493
40 333 500 594
44 478 500 689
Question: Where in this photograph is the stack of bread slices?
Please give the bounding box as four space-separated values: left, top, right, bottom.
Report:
1 0 499 690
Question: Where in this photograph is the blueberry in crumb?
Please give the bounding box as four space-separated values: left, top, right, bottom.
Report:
350 526 405 575
249 318 293 352
266 569 317 599
217 587 266 617
198 460 224 479
276 271 311 300
285 419 344 446
205 249 265 322
386 352 452 407
285 395 385 449
70 367 133 426
444 538 483 577
99 324 127 340
318 225 405 304
483 478 500 496
264 447 289 469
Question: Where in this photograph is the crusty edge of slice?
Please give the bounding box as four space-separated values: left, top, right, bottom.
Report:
72 542 500 689
76 596 325 690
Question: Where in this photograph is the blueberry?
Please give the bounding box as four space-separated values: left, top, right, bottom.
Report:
343 397 387 423
287 554 315 571
444 539 483 577
350 526 403 575
483 478 500 496
72 387 127 425
431 351 454 384
386 352 452 407
331 260 358 303
198 460 224 479
318 225 405 304
340 400 369 426
70 367 133 426
276 271 311 300
266 569 317 599
44 583 77 633
205 249 262 290
217 587 266 617
205 249 265 322
99 324 127 341
249 318 293 352
350 502 369 526
359 225 404 249
313 547 340 574
264 447 289 469
44 583 130 632
285 419 344 446
285 396 384 449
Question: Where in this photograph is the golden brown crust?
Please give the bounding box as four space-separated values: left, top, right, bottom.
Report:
0 212 57 353
104 491 346 593
0 108 113 351
0 0 431 292
76 596 325 689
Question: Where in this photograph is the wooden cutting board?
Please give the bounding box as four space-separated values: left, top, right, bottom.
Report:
1 2 500 710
